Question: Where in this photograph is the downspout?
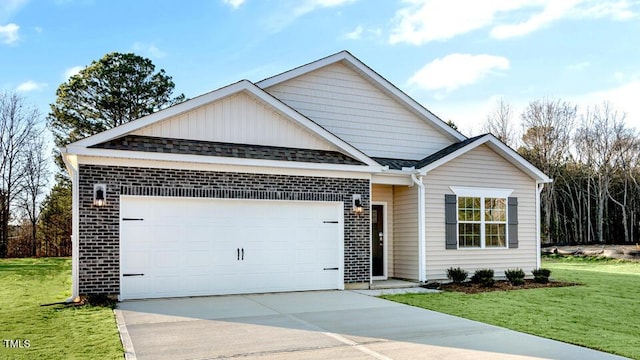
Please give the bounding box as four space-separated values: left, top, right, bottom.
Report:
411 173 426 283
61 151 80 303
536 182 545 269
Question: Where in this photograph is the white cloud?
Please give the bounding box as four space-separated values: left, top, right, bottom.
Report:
408 54 510 94
223 0 245 9
132 42 167 59
572 79 640 130
0 0 29 22
292 0 357 17
491 0 581 39
0 23 19 44
265 0 357 32
343 25 363 40
390 0 639 45
567 61 591 71
16 80 47 93
389 0 530 45
64 65 83 79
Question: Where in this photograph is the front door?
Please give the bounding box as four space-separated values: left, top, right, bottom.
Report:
372 204 385 278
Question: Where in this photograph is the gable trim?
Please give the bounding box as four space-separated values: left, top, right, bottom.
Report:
256 50 466 142
419 134 552 183
66 80 380 168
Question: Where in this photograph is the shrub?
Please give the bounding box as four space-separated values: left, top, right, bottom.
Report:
446 267 468 284
471 268 495 287
505 268 526 286
532 268 552 283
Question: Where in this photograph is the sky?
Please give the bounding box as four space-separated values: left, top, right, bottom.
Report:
2 0 640 138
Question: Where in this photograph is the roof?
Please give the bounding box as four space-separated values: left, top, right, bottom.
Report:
256 50 466 143
373 134 552 183
92 135 365 165
415 134 486 168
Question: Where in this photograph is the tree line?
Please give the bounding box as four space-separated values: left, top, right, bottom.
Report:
483 98 639 245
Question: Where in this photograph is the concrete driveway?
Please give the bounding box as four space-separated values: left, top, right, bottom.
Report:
116 290 625 360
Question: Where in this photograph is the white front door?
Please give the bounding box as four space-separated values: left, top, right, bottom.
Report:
120 196 343 300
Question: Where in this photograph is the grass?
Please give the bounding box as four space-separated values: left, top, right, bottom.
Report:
382 257 640 359
0 258 122 360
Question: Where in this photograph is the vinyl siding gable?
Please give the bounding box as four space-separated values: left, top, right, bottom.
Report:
131 92 338 151
264 62 454 159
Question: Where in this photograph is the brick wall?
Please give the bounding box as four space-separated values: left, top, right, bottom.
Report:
78 164 370 295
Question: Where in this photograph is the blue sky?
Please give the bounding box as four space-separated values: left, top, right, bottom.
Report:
2 0 640 137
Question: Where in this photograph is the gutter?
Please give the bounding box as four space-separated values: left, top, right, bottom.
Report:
410 172 427 283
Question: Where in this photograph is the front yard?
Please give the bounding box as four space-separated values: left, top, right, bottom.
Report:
3 257 639 359
383 257 640 359
0 258 122 360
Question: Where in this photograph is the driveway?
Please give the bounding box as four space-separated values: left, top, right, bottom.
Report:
116 290 625 360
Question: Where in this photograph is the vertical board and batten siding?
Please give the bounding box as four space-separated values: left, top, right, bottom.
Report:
424 145 537 280
372 184 394 277
264 62 454 160
392 185 419 280
131 92 336 151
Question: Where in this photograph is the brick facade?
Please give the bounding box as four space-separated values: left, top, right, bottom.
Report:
78 164 370 296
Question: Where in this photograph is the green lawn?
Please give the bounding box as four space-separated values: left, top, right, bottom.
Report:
0 258 122 360
383 257 640 359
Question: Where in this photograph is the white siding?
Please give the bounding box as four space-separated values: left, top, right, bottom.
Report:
393 185 419 280
132 92 337 151
372 184 394 277
424 145 538 280
264 62 454 159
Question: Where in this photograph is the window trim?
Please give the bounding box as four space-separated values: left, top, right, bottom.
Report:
450 187 512 250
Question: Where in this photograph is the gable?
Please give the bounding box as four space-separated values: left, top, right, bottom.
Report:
130 91 338 152
262 61 456 160
433 144 533 185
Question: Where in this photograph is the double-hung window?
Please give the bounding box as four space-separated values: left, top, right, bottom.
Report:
458 196 507 248
446 187 515 250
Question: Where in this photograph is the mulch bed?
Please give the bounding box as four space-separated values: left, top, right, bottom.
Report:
429 280 579 294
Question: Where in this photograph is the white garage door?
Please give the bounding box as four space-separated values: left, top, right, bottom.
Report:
120 196 343 300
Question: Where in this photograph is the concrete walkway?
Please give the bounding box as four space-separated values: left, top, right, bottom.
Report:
116 290 626 360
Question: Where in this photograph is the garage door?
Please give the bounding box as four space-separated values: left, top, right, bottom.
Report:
120 196 343 300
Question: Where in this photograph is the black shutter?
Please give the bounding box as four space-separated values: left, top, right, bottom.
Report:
445 194 457 249
508 197 518 248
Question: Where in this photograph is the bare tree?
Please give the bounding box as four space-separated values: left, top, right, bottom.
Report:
483 97 516 147
0 92 39 258
19 135 50 256
519 98 577 242
576 102 633 244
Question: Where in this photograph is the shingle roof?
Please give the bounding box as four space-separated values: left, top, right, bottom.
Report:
415 134 486 168
371 157 418 170
373 134 486 170
91 135 366 166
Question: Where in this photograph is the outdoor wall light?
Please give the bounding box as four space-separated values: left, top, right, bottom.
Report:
352 194 364 214
93 184 107 206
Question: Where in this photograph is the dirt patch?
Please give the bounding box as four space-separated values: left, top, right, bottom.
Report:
431 279 578 294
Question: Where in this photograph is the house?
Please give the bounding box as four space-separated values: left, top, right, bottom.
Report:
61 51 551 300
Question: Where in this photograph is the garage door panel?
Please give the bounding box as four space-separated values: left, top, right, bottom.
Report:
121 197 342 300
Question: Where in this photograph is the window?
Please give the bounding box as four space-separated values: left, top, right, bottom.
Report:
445 189 518 250
457 196 507 248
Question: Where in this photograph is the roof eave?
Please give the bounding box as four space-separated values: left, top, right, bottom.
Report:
419 135 552 183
